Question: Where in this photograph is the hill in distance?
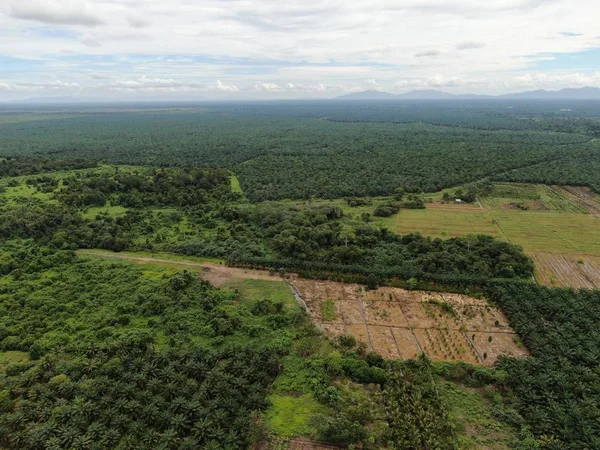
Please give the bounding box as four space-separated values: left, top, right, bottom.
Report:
336 86 600 100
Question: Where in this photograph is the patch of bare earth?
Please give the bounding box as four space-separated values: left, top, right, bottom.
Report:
288 278 527 366
531 252 600 289
427 202 483 211
198 264 283 287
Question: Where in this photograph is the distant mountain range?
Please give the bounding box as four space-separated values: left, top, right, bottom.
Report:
336 86 600 100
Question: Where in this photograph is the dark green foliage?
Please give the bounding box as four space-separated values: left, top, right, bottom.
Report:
0 157 97 177
373 203 400 217
311 414 368 444
0 245 302 449
383 356 458 449
489 283 600 449
0 102 597 201
400 194 425 209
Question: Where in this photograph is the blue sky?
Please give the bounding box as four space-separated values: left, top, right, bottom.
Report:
0 0 599 100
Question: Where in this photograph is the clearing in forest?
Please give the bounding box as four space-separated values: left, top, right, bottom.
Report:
530 252 600 289
289 278 527 367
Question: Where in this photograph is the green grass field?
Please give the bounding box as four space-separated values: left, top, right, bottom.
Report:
480 183 588 213
394 210 503 239
223 278 297 310
440 381 517 449
0 351 30 372
491 211 600 254
230 175 244 195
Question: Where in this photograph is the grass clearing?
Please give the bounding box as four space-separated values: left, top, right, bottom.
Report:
223 278 298 310
81 205 129 219
321 299 337 322
393 209 503 239
440 381 517 449
2 184 56 203
491 211 600 254
0 351 30 372
230 174 244 195
265 394 328 438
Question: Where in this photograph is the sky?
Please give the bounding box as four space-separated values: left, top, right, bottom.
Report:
0 0 599 101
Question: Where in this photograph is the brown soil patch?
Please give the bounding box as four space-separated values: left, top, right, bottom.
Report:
199 264 283 287
427 202 483 211
289 278 526 367
471 332 529 365
531 252 600 289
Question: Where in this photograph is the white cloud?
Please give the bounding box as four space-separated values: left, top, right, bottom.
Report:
0 0 599 98
213 80 239 92
513 71 600 88
254 82 281 91
456 41 485 51
7 0 104 26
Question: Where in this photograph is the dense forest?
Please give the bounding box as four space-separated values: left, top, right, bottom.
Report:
0 244 397 448
1 102 600 449
0 165 534 284
1 101 599 200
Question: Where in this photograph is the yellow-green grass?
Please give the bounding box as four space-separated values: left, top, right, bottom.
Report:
390 207 600 256
77 249 225 276
440 380 517 449
81 205 129 219
491 211 600 255
222 278 298 310
0 351 30 372
2 184 57 203
0 114 81 125
393 209 504 239
481 183 587 213
265 393 328 438
230 175 244 195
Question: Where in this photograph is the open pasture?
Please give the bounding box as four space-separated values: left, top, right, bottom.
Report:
392 207 600 256
393 209 503 239
289 278 527 366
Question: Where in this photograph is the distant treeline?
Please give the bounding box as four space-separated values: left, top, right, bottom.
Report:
1 102 598 200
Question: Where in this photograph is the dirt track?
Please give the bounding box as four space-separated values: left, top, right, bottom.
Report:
77 250 283 286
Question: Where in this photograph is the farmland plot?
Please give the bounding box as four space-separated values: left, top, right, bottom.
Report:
289 278 527 366
531 252 600 289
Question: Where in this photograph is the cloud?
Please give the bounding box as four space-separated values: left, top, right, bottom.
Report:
456 41 485 51
213 80 239 92
81 34 101 47
0 82 12 91
15 80 81 91
415 50 441 57
127 17 149 28
513 71 600 87
254 82 281 91
8 0 104 26
89 72 110 80
1 0 599 99
108 76 204 92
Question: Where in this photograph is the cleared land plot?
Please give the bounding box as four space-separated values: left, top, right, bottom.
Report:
531 252 600 289
556 185 600 216
481 183 586 213
491 211 600 255
394 210 503 239
392 208 600 256
289 279 526 366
